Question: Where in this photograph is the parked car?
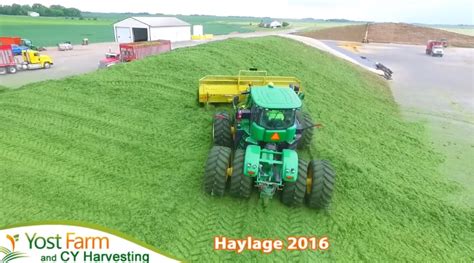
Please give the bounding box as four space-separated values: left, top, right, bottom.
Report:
58 42 73 51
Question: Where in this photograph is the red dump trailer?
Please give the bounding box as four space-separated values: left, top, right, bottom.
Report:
120 40 171 62
0 45 17 74
99 40 172 68
0 37 21 46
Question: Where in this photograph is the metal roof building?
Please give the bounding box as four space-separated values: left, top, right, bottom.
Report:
113 17 191 43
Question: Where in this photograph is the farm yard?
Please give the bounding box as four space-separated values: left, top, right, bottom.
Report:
0 14 338 47
0 37 472 261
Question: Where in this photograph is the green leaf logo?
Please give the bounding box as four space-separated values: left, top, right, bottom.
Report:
1 235 27 263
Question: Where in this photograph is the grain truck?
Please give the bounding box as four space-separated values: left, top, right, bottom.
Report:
426 40 444 57
98 40 171 68
0 45 53 74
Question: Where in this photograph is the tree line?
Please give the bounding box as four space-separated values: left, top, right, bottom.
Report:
0 3 81 17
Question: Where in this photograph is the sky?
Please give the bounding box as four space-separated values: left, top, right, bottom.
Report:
4 0 474 24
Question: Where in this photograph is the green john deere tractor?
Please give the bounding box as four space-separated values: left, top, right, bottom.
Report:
200 70 335 208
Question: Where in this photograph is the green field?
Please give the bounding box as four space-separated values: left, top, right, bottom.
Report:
0 15 357 47
434 27 474 36
0 15 114 46
0 37 472 261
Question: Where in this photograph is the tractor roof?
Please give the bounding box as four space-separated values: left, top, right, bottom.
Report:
251 85 302 109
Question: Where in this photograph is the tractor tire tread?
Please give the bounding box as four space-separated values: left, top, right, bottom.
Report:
306 160 336 209
204 146 231 197
213 111 232 147
229 149 253 198
281 159 308 206
297 111 314 149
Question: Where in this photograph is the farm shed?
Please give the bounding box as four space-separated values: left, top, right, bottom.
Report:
113 17 191 43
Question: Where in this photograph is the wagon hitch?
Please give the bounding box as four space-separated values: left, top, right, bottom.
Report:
258 182 278 209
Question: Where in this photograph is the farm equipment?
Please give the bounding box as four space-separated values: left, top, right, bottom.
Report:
11 44 29 56
198 70 303 104
426 40 444 57
0 37 45 55
0 46 53 74
201 70 336 208
98 40 171 68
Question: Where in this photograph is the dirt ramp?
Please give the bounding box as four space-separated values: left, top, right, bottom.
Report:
300 23 474 47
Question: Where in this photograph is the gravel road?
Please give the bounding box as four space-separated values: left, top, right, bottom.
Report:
0 29 297 89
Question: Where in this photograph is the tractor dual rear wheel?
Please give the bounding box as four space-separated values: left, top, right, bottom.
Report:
281 159 308 206
306 160 335 209
204 146 232 197
229 149 253 198
212 111 233 147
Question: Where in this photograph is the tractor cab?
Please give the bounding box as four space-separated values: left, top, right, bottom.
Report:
20 49 53 69
238 85 302 147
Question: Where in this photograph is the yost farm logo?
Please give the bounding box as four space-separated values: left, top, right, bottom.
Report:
0 224 179 263
0 234 27 263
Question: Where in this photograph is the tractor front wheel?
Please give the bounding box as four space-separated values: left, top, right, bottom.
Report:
204 146 232 197
229 149 253 198
306 160 335 209
281 159 308 206
296 111 314 149
212 111 232 147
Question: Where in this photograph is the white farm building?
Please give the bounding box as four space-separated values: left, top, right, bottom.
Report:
113 17 191 43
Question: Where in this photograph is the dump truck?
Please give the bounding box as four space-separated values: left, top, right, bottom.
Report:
200 70 336 208
426 40 444 57
0 46 53 74
98 40 171 68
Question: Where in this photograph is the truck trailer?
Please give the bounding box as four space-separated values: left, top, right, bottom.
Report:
0 45 18 74
0 37 21 46
99 40 171 68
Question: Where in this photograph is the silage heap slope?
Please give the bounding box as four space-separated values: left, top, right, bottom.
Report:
0 37 471 261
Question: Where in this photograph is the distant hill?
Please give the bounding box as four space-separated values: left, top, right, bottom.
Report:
299 22 474 47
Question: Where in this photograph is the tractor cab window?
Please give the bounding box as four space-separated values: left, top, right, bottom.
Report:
259 108 295 130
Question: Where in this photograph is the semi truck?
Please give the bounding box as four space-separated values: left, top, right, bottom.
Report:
98 40 171 68
0 45 53 74
426 40 444 57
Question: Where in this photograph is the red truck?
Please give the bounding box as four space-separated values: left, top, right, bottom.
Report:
0 45 18 74
426 40 444 57
99 40 171 68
